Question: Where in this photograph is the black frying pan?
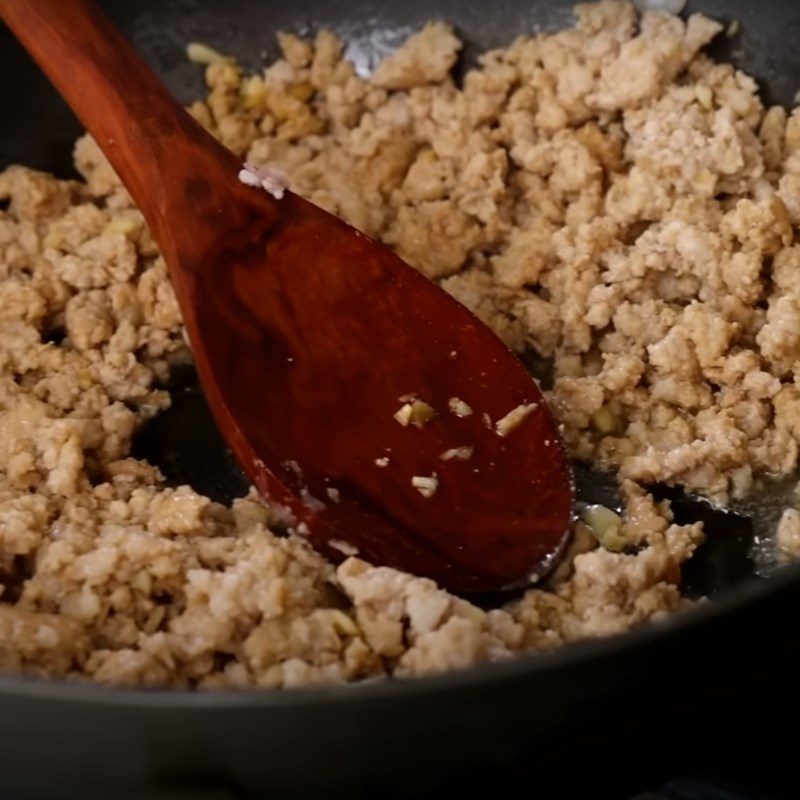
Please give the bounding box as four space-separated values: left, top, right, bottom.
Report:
1 2 800 798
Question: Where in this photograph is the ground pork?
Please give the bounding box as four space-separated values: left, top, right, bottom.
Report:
0 0 797 688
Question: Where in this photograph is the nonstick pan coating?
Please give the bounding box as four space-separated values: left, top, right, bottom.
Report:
1 2 800 798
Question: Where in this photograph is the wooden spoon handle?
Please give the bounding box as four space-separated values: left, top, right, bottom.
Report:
0 0 239 243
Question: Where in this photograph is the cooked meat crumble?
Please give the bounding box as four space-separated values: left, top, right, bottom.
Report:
0 0 798 687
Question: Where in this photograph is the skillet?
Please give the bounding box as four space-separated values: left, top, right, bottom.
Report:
1 1 800 797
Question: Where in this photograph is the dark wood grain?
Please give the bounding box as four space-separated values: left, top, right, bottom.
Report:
0 0 574 592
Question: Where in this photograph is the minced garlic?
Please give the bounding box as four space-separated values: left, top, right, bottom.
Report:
440 446 473 461
186 41 230 65
411 475 439 497
448 397 473 417
495 403 537 437
394 399 435 427
329 539 359 557
581 505 627 553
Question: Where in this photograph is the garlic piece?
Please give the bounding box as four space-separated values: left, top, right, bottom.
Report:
448 397 473 417
186 42 230 65
495 403 537 437
411 475 438 498
440 446 473 461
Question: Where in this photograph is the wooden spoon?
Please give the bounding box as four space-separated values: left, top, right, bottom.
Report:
0 0 573 593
